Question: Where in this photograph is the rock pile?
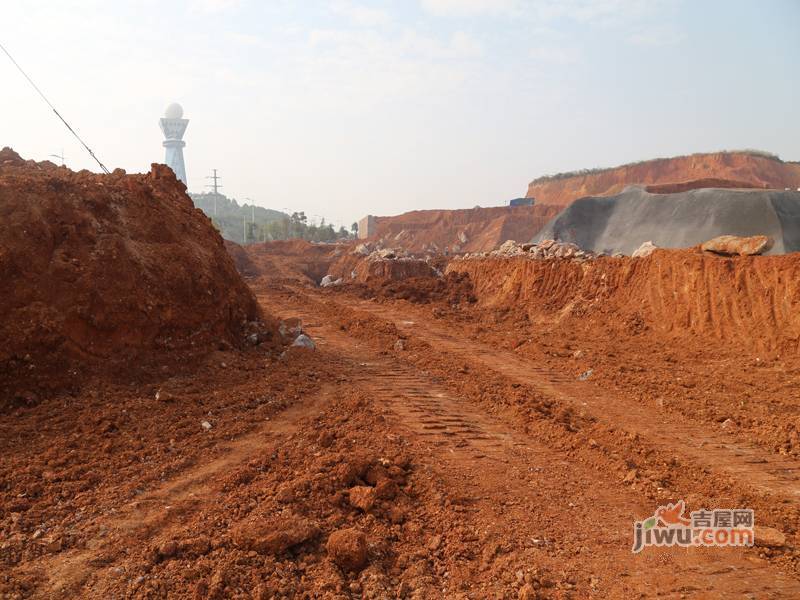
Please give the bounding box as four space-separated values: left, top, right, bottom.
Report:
462 239 597 262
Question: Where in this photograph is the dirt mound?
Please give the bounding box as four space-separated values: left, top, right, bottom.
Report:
364 204 561 253
234 240 346 283
448 250 800 351
527 151 800 206
534 186 800 255
0 149 264 401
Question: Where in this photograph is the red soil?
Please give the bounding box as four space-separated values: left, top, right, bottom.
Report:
238 240 347 284
0 148 266 403
527 152 800 206
447 249 800 352
365 204 562 252
645 178 761 194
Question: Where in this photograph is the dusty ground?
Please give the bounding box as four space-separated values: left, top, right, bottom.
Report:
3 243 800 599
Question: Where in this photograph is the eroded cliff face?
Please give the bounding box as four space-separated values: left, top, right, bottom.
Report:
365 204 562 253
526 152 800 206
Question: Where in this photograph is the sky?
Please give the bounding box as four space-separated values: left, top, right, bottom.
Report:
2 0 798 228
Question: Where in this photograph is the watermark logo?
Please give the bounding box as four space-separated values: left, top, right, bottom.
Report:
632 500 754 553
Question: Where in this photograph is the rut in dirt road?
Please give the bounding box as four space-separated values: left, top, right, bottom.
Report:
262 289 800 598
348 298 800 505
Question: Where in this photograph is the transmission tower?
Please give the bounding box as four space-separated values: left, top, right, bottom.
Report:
205 169 222 216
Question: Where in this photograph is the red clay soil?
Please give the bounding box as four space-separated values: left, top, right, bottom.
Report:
364 204 562 253
339 272 477 305
527 151 800 206
4 244 800 597
238 240 347 284
224 240 259 278
0 148 267 404
447 250 800 352
645 178 762 194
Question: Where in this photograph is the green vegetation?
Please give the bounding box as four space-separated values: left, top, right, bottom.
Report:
190 192 354 244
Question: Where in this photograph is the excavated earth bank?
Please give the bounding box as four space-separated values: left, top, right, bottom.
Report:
447 249 800 352
0 148 266 403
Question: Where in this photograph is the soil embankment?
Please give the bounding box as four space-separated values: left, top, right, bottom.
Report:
526 151 800 206
0 148 266 402
447 250 800 351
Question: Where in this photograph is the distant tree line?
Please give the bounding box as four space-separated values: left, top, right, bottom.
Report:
190 191 356 244
249 212 357 244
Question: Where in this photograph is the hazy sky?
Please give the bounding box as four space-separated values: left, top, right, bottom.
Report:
3 1 798 227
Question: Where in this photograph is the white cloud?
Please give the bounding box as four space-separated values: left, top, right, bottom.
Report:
629 26 687 46
331 1 391 27
420 0 673 25
420 0 521 17
190 0 244 13
529 45 580 65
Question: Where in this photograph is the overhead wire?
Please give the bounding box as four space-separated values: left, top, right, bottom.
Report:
0 40 110 174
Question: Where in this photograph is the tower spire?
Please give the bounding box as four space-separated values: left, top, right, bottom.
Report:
159 103 189 186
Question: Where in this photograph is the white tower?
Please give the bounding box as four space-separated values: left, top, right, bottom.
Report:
159 103 189 185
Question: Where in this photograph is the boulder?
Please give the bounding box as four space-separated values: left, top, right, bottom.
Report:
326 528 368 572
319 275 335 287
755 525 786 548
291 334 316 349
348 485 377 511
231 516 319 555
632 241 657 258
701 235 773 256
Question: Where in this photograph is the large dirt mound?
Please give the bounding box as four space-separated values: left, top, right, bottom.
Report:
0 148 263 400
534 186 800 255
526 151 800 206
364 204 561 253
448 250 800 351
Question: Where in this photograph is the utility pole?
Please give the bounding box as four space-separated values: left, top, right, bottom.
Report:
205 169 222 216
49 149 65 166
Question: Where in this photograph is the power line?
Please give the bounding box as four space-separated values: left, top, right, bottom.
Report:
0 40 110 174
206 169 222 216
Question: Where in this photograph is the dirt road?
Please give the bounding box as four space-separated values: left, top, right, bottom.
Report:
4 278 800 598
255 282 800 598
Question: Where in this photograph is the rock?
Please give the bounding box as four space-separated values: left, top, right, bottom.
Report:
348 485 377 511
577 368 593 381
159 540 179 558
518 584 537 600
388 506 406 524
231 516 320 555
632 241 657 258
393 339 406 352
326 528 368 572
247 333 259 345
622 468 638 483
319 275 335 287
354 243 371 256
755 526 786 548
720 418 736 429
701 235 773 256
375 478 398 500
291 334 316 349
495 240 524 257
201 420 212 431
458 231 468 244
